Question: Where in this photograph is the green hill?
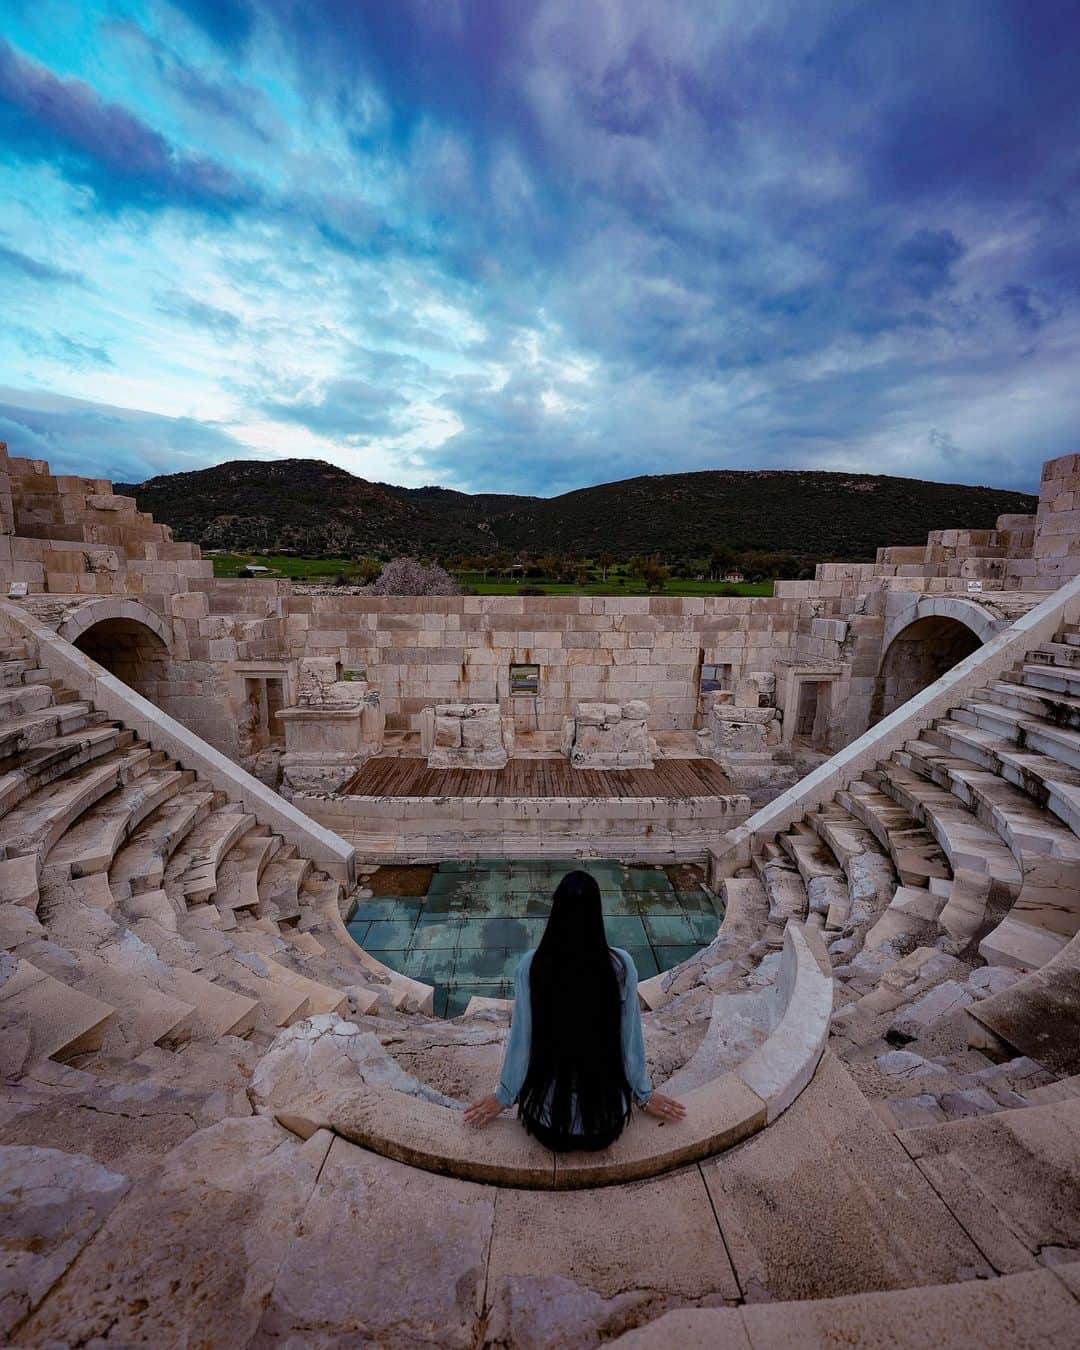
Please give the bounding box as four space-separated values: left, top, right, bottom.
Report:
118 460 1037 564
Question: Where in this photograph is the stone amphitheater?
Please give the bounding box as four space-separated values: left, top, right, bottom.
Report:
1 439 1078 1347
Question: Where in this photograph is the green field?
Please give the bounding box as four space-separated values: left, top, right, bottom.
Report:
208 553 774 597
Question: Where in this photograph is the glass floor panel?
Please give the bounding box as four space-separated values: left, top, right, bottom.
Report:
349 859 724 1017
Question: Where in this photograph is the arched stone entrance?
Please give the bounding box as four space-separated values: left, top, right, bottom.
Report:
63 601 173 706
871 614 982 722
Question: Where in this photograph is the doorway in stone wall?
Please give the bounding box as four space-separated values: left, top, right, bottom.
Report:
793 679 831 746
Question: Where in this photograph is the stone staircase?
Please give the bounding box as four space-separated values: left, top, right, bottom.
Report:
0 638 443 1085
652 620 1080 1139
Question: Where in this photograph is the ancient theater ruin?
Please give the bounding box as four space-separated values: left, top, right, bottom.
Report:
1 440 1079 1345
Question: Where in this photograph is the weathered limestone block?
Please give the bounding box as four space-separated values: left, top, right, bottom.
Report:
427 703 509 769
250 1014 457 1128
0 1144 130 1337
565 700 656 769
697 690 781 761
277 660 384 797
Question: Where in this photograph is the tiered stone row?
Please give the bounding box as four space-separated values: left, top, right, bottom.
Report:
659 623 1080 1137
1 627 1079 1343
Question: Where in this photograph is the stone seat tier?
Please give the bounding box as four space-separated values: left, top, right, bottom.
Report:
162 805 257 907
957 699 1080 775
212 828 282 914
0 700 103 760
108 784 217 899
72 964 197 1060
803 802 899 935
0 682 56 722
868 760 1019 888
0 744 155 864
1016 661 1080 699
752 847 809 928
883 748 1080 967
0 958 116 1071
257 850 311 922
837 780 952 888
45 764 192 879
979 677 1080 730
0 721 129 817
925 718 1080 825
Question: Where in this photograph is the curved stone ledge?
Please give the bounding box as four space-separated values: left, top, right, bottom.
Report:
315 923 830 1188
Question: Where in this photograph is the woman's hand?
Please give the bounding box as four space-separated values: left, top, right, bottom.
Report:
642 1091 686 1123
464 1094 504 1128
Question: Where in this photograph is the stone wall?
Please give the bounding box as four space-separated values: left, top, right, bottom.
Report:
277 592 802 736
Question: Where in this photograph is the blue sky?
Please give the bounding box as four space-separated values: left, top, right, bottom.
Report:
0 1 1077 495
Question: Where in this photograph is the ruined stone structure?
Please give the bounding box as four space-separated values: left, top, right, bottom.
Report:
420 701 513 769
562 699 657 769
1 440 1079 1345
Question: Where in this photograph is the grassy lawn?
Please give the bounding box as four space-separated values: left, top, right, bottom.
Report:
209 553 775 597
209 553 364 580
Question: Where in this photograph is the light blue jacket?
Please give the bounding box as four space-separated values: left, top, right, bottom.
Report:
494 947 653 1111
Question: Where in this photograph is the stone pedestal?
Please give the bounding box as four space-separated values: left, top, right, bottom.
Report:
420 703 512 769
562 700 657 769
276 660 384 796
697 677 781 760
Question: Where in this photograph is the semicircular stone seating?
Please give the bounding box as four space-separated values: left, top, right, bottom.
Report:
2 616 1080 1346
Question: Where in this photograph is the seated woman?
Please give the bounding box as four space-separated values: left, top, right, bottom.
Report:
464 869 686 1150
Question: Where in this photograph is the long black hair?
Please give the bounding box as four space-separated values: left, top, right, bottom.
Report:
518 870 632 1140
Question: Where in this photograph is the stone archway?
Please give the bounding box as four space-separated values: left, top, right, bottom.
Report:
63 601 173 706
871 613 983 722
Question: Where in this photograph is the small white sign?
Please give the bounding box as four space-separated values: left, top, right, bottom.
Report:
7 581 28 598
967 579 983 593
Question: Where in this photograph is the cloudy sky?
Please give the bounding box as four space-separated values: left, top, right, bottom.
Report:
0 1 1077 495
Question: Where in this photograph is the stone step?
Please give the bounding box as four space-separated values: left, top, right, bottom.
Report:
1019 661 1080 698
0 658 37 688
212 957 312 1028
870 760 1019 888
213 829 282 914
262 958 347 1017
72 965 197 1059
0 745 155 863
839 781 951 887
257 853 311 922
1027 641 1080 668
0 683 55 722
153 965 260 1039
109 785 217 898
0 958 116 1069
45 766 190 878
162 806 256 907
863 884 950 953
979 678 1080 731
0 721 129 817
753 853 808 926
0 701 101 761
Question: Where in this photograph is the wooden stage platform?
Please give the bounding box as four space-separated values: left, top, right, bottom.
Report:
344 756 733 799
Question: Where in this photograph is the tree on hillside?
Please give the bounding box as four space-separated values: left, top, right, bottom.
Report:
598 549 616 582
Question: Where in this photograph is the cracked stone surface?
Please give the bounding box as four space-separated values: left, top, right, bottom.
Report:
0 1144 129 1338
249 1013 460 1122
